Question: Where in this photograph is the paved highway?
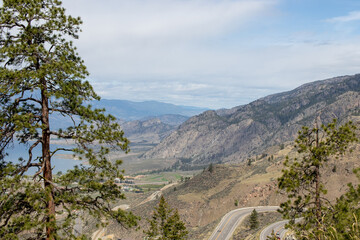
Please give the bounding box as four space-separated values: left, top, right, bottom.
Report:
260 218 301 240
260 219 289 240
208 206 280 240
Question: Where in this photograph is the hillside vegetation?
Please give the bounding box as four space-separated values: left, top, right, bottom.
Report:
106 137 360 239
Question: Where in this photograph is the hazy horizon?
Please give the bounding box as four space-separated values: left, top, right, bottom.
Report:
61 0 360 109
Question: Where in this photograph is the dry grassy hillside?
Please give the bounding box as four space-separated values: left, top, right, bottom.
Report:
104 139 360 240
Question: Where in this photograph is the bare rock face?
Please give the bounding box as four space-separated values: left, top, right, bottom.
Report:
144 74 360 164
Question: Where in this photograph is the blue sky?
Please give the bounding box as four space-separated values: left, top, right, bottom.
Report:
62 0 360 109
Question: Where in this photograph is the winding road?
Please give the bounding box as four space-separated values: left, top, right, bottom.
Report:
260 218 301 240
260 219 289 240
208 206 280 240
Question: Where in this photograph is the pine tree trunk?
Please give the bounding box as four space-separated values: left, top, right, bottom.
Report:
41 84 55 240
315 128 321 240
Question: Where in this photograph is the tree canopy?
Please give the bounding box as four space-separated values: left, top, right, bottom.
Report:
0 0 138 239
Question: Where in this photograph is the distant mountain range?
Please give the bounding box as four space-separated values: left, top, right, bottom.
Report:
144 74 360 165
90 99 209 121
50 99 208 143
93 100 208 142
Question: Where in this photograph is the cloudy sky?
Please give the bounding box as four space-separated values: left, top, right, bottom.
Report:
62 0 360 109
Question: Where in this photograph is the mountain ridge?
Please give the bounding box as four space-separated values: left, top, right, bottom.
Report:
144 74 360 165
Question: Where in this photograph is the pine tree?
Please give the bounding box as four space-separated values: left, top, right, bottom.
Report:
278 119 357 239
0 0 138 239
208 163 214 173
249 209 259 229
144 196 188 240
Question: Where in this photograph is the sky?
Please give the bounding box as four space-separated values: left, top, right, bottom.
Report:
61 0 360 109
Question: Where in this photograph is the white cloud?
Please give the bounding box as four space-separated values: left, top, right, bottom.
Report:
60 0 280 95
326 11 360 23
64 0 276 40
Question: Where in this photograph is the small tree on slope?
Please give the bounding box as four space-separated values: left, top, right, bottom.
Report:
144 196 188 240
249 209 259 229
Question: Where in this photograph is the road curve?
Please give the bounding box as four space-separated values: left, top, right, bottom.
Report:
260 218 301 240
208 206 280 240
260 219 289 240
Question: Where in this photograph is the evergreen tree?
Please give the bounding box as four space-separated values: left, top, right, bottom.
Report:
208 163 214 173
144 196 188 240
249 209 259 229
278 119 357 239
0 0 138 239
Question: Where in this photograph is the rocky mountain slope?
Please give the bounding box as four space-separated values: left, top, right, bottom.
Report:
120 115 189 143
144 74 360 165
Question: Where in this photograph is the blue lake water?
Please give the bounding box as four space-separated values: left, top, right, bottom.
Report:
6 141 83 175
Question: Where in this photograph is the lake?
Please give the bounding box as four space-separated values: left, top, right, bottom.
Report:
5 141 84 175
